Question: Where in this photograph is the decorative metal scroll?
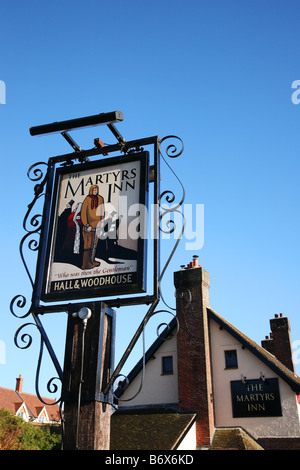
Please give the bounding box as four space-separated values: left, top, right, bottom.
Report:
11 162 49 315
14 321 61 405
11 133 186 408
10 161 48 318
158 135 186 308
175 287 196 337
10 161 63 404
105 135 186 401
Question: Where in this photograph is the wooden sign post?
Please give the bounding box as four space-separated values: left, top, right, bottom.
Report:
62 302 116 450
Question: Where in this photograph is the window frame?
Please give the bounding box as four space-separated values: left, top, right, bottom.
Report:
161 355 174 375
224 349 238 369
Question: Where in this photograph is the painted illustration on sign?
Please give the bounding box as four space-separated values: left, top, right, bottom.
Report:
42 152 148 301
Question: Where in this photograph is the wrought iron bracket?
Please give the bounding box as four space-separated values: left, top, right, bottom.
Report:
11 114 185 407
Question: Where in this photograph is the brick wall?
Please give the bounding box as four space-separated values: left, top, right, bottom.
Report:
258 437 300 450
174 263 214 447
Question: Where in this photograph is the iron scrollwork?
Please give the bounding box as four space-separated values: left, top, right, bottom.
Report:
175 286 199 338
158 135 186 307
11 161 49 317
110 135 186 403
10 162 48 319
11 160 62 405
11 162 47 318
13 321 61 405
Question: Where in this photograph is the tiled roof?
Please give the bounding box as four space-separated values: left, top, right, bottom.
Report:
0 386 60 422
18 391 60 421
211 428 264 450
0 388 23 415
110 409 196 450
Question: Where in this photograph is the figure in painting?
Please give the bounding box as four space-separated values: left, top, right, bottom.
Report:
54 200 83 267
81 185 104 269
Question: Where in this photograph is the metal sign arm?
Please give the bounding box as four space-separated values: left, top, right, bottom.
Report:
103 298 159 396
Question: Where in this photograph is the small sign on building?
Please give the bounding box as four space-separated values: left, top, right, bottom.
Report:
40 151 149 302
230 378 282 418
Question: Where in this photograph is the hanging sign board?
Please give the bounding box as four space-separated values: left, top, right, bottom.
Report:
41 152 149 302
230 378 282 418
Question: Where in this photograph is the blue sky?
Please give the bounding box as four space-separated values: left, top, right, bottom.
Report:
1 0 299 397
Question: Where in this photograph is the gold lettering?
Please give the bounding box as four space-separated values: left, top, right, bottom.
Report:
246 383 264 392
265 393 275 401
247 403 266 412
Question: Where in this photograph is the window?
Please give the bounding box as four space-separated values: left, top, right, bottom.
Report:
162 356 173 375
224 350 238 369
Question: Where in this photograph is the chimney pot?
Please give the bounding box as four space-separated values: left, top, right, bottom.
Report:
193 256 199 267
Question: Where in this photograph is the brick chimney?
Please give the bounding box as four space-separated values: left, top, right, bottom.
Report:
15 374 23 393
262 314 295 372
270 314 295 372
261 334 274 355
174 257 214 448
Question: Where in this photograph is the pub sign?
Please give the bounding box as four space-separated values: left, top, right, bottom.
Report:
231 378 282 418
41 152 149 302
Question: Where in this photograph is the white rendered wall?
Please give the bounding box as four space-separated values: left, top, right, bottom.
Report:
177 423 196 450
209 318 300 439
118 334 178 408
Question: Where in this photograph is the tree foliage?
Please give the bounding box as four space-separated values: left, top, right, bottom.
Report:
0 408 61 450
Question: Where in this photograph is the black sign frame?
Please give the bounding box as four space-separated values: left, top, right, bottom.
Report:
39 151 149 303
231 378 282 418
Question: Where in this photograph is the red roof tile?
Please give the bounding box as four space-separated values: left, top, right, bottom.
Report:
0 386 60 422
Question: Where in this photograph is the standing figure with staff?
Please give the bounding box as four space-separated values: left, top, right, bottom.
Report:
81 185 104 270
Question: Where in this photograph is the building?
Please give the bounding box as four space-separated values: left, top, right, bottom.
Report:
0 375 61 424
111 259 300 450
